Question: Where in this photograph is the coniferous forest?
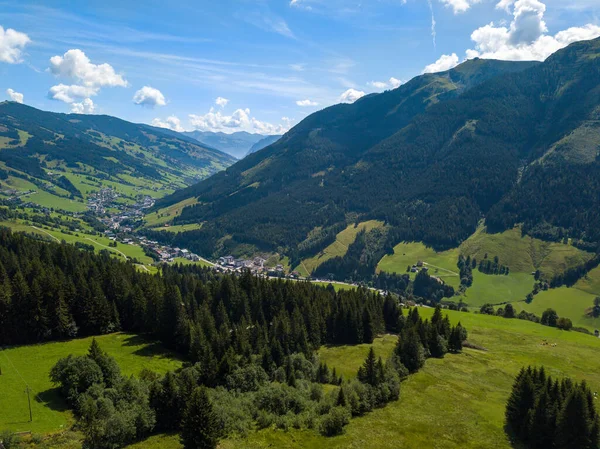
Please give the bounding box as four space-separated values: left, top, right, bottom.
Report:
0 227 468 448
506 366 600 449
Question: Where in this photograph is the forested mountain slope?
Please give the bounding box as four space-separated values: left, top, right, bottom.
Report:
0 102 235 206
153 59 538 257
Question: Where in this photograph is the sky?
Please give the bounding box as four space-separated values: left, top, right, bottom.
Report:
1 0 599 135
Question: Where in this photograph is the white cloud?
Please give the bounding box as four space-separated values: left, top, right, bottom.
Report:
339 88 366 104
48 84 99 103
70 98 96 114
368 77 404 91
189 107 292 135
428 0 437 49
467 0 600 61
49 49 127 88
152 116 185 132
440 0 481 14
296 99 319 107
48 49 127 107
289 63 306 71
215 97 229 108
6 88 23 104
133 86 166 107
0 26 30 64
422 53 460 73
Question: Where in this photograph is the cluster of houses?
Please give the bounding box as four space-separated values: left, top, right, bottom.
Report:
409 260 428 273
87 188 118 214
216 255 282 275
94 192 155 232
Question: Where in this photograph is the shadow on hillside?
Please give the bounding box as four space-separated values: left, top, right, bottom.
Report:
121 334 179 360
503 424 528 449
35 387 69 413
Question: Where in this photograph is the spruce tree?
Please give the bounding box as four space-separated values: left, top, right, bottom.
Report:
556 388 594 449
180 387 220 449
358 347 379 386
396 328 425 373
505 367 536 440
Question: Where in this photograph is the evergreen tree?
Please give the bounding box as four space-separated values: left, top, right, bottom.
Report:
505 367 536 440
556 388 594 449
180 387 220 449
396 328 425 374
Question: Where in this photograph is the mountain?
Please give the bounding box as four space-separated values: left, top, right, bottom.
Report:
153 57 541 260
246 135 282 156
183 130 275 159
0 102 235 209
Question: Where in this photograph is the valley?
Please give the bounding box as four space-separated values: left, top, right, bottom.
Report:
2 23 600 449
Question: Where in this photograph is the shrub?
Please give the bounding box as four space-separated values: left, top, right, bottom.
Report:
556 317 573 331
319 406 351 436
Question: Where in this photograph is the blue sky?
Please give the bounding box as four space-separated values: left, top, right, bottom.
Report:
1 0 599 134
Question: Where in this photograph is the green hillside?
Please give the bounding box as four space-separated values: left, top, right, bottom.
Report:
219 309 600 449
152 59 538 257
0 102 235 212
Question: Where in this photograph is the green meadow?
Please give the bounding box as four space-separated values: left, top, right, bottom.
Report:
0 334 182 435
220 309 600 449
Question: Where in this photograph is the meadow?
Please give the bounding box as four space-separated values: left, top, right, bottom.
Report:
221 309 600 449
0 333 182 435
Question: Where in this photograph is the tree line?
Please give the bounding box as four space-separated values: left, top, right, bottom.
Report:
506 366 599 448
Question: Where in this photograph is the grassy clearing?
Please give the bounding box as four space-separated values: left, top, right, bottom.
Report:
299 221 385 275
144 197 199 227
222 309 600 449
169 257 212 268
0 333 182 434
462 271 534 307
377 242 461 287
513 287 600 330
153 223 203 233
574 265 600 296
309 281 358 292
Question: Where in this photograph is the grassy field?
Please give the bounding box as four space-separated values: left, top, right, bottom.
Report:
378 226 593 310
513 287 600 330
309 281 359 292
152 223 203 233
0 333 182 435
220 309 600 449
377 242 461 287
574 265 600 296
462 271 534 307
297 221 385 276
144 197 199 227
170 257 212 268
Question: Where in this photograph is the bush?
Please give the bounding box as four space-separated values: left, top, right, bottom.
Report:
319 406 351 436
0 430 21 449
556 317 573 331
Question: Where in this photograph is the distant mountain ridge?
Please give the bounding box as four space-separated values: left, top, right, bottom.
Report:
246 135 282 156
0 102 235 207
183 130 279 159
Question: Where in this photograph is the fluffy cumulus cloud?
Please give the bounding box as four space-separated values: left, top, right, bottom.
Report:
339 88 365 104
152 116 185 132
0 26 30 64
440 0 481 14
133 86 166 107
49 49 127 88
6 88 23 104
189 108 292 135
296 99 318 107
466 0 600 61
368 77 403 90
48 84 99 103
48 49 127 109
422 53 460 73
70 98 96 114
215 97 229 108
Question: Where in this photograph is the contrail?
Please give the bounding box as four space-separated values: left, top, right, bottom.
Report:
427 0 437 50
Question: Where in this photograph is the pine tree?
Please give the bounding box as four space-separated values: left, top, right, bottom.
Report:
505 367 536 440
180 387 220 449
358 347 379 386
556 388 594 449
337 386 346 407
396 328 425 373
362 308 374 344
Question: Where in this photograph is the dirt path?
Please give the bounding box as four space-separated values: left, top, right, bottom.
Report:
85 237 128 260
30 225 60 243
423 262 459 277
